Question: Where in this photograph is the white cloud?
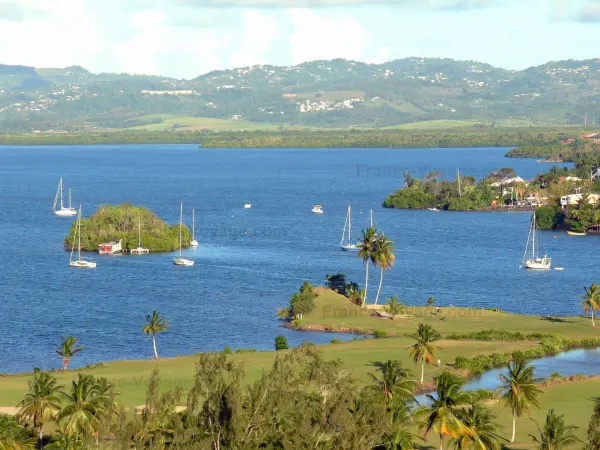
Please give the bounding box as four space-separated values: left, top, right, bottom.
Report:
286 9 370 63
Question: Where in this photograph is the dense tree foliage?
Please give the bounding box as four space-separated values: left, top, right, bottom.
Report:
64 203 190 252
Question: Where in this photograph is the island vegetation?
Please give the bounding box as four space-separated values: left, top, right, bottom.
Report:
64 203 190 252
382 168 521 211
506 136 600 162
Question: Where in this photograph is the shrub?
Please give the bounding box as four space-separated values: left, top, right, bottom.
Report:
234 348 257 354
470 389 496 402
275 336 289 351
221 346 232 355
373 330 389 339
330 339 343 344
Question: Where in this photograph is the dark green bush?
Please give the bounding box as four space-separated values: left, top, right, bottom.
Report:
275 336 289 351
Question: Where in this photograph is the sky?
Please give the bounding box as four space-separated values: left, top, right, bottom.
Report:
0 0 598 78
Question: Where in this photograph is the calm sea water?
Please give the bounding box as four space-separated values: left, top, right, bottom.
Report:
0 145 594 373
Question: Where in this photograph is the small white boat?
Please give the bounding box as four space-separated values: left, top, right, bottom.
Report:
173 202 194 267
130 218 150 254
555 267 564 271
340 205 360 252
312 204 324 214
190 208 199 247
244 203 252 209
69 206 96 269
428 207 441 212
53 178 77 216
523 212 551 270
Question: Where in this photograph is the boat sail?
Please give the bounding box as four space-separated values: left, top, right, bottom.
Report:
173 202 194 267
69 206 96 268
130 218 150 254
340 205 360 252
53 178 77 216
522 212 551 270
190 208 199 247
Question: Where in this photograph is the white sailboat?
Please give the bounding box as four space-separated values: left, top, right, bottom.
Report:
69 206 96 268
340 205 360 252
522 212 551 270
190 208 199 247
312 204 324 214
53 178 77 216
130 218 150 254
173 202 194 267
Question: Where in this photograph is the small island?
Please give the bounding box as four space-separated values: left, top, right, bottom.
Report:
64 203 191 253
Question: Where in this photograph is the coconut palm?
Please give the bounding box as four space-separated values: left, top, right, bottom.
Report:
417 372 471 450
373 234 396 305
55 336 83 371
530 409 581 450
580 283 600 327
0 414 37 450
450 403 504 450
408 324 441 384
499 356 542 443
385 296 406 319
357 226 378 307
57 374 113 438
366 360 414 404
143 311 169 359
44 429 84 450
17 371 63 448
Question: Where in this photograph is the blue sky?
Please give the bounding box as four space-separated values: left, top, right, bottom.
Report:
0 0 598 78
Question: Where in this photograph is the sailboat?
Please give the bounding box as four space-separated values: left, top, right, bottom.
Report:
69 206 96 268
130 218 150 254
53 178 77 216
190 208 199 247
340 205 360 252
173 202 194 267
522 212 551 270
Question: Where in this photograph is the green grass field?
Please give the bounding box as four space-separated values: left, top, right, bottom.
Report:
301 289 599 339
125 114 286 132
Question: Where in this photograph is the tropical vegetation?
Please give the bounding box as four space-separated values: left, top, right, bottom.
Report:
55 337 83 372
529 409 580 450
64 203 190 252
408 324 441 384
580 283 600 327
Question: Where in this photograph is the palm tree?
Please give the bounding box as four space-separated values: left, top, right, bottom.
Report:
17 371 63 448
408 324 441 384
57 374 113 438
357 226 377 307
143 311 169 359
55 336 83 371
580 283 600 327
0 414 37 450
373 234 396 305
450 403 504 450
427 297 437 307
499 356 542 443
417 372 471 450
385 296 406 319
366 360 414 404
530 409 580 450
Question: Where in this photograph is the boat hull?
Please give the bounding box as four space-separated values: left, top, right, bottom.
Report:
340 245 359 252
55 208 77 217
567 231 586 236
525 258 552 270
70 260 96 268
190 240 199 247
130 248 150 254
173 258 194 267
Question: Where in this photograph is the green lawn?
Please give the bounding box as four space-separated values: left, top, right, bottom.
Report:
126 114 285 131
0 336 540 409
302 289 599 339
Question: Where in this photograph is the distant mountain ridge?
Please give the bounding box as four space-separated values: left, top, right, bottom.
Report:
0 57 598 132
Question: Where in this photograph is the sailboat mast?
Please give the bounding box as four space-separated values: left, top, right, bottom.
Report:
192 208 195 240
60 178 64 209
69 188 72 209
532 214 536 258
370 209 373 228
348 205 352 244
457 169 462 198
77 206 82 261
138 217 141 247
179 202 183 257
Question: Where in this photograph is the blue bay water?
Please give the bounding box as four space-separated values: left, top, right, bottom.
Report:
0 145 593 373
